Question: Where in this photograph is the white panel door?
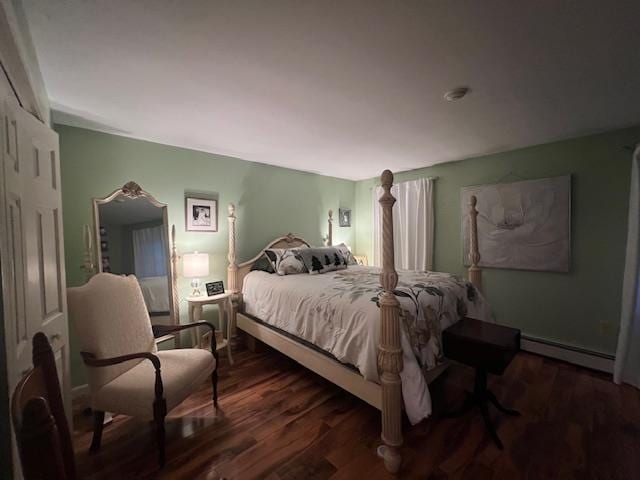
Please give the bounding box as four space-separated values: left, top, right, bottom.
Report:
0 95 71 423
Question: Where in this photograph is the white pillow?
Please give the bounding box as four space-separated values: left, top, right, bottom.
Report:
264 247 308 275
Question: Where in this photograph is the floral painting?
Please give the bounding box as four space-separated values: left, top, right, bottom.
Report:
461 175 571 272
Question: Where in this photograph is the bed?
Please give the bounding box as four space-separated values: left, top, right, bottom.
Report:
226 170 486 473
243 265 489 424
137 275 170 314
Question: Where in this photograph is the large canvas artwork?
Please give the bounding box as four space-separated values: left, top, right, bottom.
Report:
461 176 571 272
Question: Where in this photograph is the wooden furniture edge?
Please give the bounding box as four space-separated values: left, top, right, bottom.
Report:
236 313 450 412
237 313 382 408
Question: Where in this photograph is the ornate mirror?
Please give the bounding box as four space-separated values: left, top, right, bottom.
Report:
92 181 179 329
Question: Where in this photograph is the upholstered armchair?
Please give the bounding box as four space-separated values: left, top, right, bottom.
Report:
67 273 218 467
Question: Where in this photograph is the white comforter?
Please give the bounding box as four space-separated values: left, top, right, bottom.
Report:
243 265 490 423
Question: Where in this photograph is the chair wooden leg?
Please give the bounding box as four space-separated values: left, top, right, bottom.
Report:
211 348 219 408
153 400 167 468
89 410 105 453
212 368 219 408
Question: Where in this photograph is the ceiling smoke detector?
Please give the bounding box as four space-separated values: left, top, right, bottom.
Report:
444 87 470 101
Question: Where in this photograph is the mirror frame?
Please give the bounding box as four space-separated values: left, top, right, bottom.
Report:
91 181 180 328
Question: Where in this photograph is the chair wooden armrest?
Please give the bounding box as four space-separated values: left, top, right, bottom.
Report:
80 350 166 444
80 351 161 371
152 320 216 339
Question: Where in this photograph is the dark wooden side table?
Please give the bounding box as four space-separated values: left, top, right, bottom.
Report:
442 317 521 449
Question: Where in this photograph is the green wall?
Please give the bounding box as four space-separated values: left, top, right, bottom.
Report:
57 125 356 387
59 124 638 387
355 127 639 356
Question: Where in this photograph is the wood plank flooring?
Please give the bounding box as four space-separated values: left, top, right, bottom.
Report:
72 346 640 479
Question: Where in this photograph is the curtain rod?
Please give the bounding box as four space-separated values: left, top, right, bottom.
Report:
369 176 439 189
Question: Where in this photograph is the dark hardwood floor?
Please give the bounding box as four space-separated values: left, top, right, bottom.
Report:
72 346 640 479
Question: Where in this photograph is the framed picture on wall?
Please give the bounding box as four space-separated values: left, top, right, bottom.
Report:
339 208 351 227
185 197 218 232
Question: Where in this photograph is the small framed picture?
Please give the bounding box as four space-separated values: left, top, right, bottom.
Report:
206 280 225 296
339 208 351 227
186 197 218 232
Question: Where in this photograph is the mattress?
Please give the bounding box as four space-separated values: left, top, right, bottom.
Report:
242 265 491 424
138 275 170 313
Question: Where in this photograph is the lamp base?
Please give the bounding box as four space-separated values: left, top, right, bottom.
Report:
190 278 203 296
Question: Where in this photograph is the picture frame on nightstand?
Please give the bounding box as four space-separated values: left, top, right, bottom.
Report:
206 280 224 296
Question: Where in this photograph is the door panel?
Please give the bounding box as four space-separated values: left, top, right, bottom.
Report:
4 110 18 171
7 194 29 370
38 207 63 318
1 97 70 426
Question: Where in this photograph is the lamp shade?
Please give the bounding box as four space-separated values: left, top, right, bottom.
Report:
182 252 209 278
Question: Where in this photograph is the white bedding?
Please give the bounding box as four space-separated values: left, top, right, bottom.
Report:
243 265 491 423
138 275 170 313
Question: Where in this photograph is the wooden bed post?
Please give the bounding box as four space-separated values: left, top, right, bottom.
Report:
468 195 482 291
377 169 403 474
327 209 333 246
227 203 239 336
170 225 180 334
81 224 96 281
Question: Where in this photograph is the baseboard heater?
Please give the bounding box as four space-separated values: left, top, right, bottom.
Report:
520 334 615 374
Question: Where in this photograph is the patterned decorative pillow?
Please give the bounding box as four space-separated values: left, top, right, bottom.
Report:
264 247 308 275
298 247 348 275
335 242 357 265
250 254 275 273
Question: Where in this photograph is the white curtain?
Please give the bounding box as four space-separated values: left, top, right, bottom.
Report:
614 144 640 388
132 225 168 278
373 177 434 270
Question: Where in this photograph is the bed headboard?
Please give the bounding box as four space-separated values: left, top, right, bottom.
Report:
238 233 310 289
227 205 333 300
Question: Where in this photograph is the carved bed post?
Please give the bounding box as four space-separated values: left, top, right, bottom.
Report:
227 203 239 337
377 169 403 474
82 224 96 281
170 225 180 328
468 195 482 291
327 209 333 246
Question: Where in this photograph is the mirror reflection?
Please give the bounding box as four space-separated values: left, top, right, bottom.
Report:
97 195 171 320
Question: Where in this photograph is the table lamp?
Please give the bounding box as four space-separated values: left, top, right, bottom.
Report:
183 252 209 296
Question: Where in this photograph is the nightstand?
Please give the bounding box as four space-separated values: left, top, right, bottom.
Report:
186 292 234 365
442 317 520 449
353 254 368 266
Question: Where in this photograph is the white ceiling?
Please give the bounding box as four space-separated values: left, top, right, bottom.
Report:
23 0 640 180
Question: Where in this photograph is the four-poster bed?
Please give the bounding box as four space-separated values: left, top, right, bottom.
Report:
226 170 484 474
